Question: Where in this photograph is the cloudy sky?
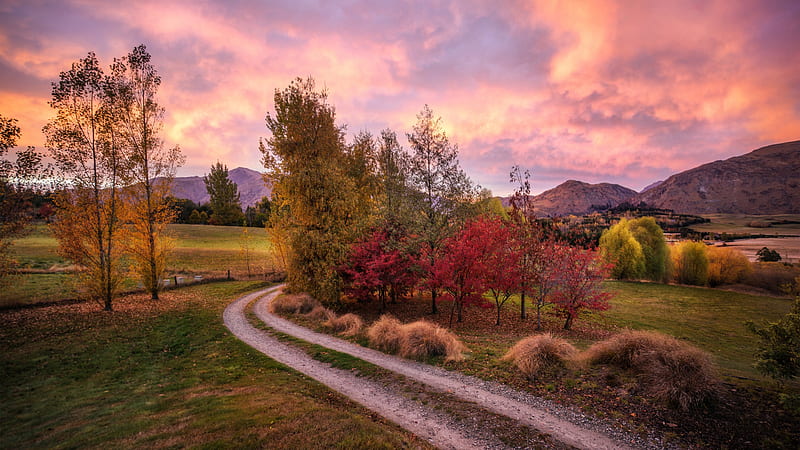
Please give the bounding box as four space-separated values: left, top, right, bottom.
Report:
1 0 798 195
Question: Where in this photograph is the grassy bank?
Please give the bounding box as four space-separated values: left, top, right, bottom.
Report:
0 281 423 448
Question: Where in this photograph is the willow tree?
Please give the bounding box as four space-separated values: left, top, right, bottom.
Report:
260 77 359 305
44 52 125 310
115 45 183 300
407 105 475 314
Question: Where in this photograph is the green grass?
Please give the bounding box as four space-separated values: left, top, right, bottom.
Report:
692 214 800 235
602 280 795 380
0 281 423 449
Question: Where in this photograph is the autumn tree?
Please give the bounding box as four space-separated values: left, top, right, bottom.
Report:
44 52 125 310
260 77 363 305
1 115 46 281
599 218 645 280
529 240 564 331
204 162 244 225
707 246 752 286
376 129 415 226
478 216 522 326
509 165 536 320
671 241 709 286
407 105 475 314
550 246 612 330
625 217 670 282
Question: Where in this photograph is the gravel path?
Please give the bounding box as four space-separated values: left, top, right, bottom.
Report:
229 286 665 449
224 286 508 449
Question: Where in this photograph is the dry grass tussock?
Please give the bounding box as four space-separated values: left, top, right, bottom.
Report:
503 334 577 379
324 313 363 336
583 330 719 410
366 314 404 353
399 320 466 362
305 305 336 322
268 293 320 315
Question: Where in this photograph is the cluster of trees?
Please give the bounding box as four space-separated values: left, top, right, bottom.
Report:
261 77 612 329
41 45 183 310
599 217 753 287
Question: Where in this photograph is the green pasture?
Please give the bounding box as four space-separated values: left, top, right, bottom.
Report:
0 281 422 449
692 213 800 235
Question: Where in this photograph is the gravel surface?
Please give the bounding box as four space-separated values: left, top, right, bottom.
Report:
229 286 669 449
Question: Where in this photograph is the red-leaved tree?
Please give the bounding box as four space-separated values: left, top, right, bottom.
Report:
550 246 612 330
481 218 523 325
430 217 493 327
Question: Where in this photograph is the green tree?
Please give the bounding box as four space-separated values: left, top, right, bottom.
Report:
260 77 363 305
407 105 476 314
44 52 126 310
756 247 782 262
114 44 183 300
672 241 709 286
599 218 645 280
626 216 669 282
747 298 800 380
204 162 244 225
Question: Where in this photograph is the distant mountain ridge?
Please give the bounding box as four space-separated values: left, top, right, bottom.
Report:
527 180 637 217
169 167 271 208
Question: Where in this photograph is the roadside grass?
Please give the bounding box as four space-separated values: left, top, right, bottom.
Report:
0 281 424 449
5 224 278 307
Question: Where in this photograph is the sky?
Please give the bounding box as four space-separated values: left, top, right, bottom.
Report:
1 0 798 196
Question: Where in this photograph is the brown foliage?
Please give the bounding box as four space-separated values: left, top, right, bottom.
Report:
366 314 404 353
324 313 363 336
707 246 752 286
502 334 577 379
398 320 466 362
269 293 320 315
305 305 336 322
583 330 719 410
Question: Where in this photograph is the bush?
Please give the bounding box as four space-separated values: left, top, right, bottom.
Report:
756 246 782 262
707 246 752 286
502 334 577 379
366 314 404 354
671 241 709 286
747 298 800 380
584 330 719 410
305 305 336 322
269 293 320 314
399 321 466 362
324 313 363 336
744 262 800 294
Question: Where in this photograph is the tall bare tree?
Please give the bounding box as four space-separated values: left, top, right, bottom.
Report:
44 53 125 310
115 45 183 300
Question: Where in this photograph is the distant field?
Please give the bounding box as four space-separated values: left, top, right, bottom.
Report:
693 213 800 235
722 237 800 263
3 224 277 307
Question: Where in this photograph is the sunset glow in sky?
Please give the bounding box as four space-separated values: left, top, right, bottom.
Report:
1 0 798 195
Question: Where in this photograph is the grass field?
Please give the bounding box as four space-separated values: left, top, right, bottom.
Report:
0 281 424 448
3 224 276 307
693 213 800 235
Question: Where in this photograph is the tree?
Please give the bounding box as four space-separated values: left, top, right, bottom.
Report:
599 218 645 280
747 298 800 380
1 115 45 282
376 128 415 226
204 162 244 225
407 105 475 314
429 217 491 327
756 247 782 262
529 240 564 331
550 246 612 330
671 241 709 286
44 52 125 310
260 77 363 305
245 196 271 227
626 217 669 282
479 217 522 326
707 246 752 286
509 165 536 320
114 44 183 300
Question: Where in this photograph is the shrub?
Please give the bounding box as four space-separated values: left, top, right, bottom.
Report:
584 330 719 410
502 334 577 379
399 321 466 362
305 305 336 322
671 241 708 286
269 293 320 314
325 313 363 336
707 246 752 286
747 298 800 380
756 246 782 262
366 314 404 354
744 262 800 294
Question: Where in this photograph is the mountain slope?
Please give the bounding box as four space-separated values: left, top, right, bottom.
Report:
170 167 270 208
632 141 800 214
530 180 637 217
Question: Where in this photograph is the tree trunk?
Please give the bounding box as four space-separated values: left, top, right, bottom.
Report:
563 314 573 330
430 288 438 314
520 291 526 320
496 302 501 326
457 299 463 323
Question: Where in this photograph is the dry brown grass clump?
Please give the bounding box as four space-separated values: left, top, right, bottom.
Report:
583 330 719 410
366 314 404 353
502 334 577 379
305 305 336 322
398 320 466 362
269 293 320 315
325 313 363 336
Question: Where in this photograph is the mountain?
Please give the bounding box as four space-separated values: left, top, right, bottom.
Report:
632 140 800 214
528 180 637 217
170 167 271 209
640 180 663 193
